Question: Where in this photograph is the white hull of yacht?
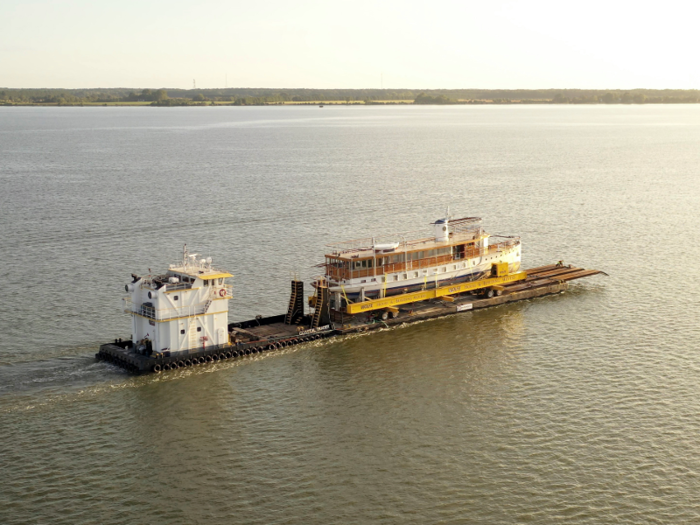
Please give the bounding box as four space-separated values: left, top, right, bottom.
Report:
329 244 521 300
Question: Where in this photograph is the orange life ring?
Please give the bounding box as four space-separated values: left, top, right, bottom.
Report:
219 288 226 297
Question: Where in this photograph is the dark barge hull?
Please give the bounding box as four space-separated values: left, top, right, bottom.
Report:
96 319 334 374
97 263 604 374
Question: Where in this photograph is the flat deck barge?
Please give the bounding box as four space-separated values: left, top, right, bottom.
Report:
97 263 605 374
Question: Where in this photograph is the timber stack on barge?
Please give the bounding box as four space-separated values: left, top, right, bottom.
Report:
97 216 605 374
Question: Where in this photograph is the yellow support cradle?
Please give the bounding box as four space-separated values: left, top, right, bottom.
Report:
345 270 526 315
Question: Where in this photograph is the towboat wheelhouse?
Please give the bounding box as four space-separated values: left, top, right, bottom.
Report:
123 245 233 356
318 216 521 309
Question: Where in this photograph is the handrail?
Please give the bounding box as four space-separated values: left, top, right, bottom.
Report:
123 286 232 321
123 298 208 320
140 281 194 292
326 229 484 256
325 217 484 251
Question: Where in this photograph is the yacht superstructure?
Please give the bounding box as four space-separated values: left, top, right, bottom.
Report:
319 216 521 309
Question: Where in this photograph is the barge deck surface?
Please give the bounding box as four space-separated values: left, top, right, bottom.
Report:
97 263 605 374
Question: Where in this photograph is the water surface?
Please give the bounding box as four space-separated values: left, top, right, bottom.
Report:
1 105 699 524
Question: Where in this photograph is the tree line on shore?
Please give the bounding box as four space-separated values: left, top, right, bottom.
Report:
1 87 699 106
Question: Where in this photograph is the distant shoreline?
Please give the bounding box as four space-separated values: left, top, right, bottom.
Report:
2 88 698 106
4 100 699 107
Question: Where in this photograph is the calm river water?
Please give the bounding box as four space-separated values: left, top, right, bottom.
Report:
1 105 699 524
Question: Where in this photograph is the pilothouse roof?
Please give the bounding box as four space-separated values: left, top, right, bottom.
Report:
167 245 232 279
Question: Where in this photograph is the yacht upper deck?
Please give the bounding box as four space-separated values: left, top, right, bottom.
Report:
326 217 486 260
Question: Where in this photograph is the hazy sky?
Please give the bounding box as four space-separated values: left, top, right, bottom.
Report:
1 0 697 89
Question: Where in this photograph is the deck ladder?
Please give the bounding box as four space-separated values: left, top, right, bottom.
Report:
310 283 328 328
285 280 304 325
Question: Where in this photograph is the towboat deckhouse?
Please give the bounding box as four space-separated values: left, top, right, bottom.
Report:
123 246 233 355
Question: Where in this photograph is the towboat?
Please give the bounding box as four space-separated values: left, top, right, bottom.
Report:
122 246 233 356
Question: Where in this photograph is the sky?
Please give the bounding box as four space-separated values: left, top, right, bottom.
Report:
1 0 698 90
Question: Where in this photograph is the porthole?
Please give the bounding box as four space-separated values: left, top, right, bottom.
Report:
197 327 202 332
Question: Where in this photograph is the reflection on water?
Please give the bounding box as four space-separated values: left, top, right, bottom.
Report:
1 105 700 524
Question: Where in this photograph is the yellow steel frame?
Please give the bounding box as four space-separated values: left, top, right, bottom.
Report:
345 271 527 314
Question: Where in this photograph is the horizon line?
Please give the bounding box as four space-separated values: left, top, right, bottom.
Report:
3 86 700 92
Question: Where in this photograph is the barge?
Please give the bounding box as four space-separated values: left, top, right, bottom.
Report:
97 219 605 374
